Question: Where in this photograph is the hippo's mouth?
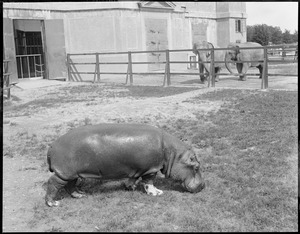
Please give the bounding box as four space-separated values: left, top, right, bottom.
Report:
182 181 205 193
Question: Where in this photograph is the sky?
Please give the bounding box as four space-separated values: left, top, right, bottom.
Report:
246 2 298 32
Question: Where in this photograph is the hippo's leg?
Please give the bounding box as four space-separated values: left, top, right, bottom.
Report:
45 174 68 207
65 179 87 199
123 177 139 191
141 173 163 196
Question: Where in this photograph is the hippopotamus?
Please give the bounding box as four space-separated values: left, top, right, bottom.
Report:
45 123 205 207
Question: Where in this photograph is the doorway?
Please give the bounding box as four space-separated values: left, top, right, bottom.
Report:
13 19 45 79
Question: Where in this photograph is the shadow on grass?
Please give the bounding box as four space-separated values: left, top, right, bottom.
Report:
49 176 187 202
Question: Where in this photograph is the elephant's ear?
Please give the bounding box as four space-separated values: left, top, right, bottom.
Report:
205 41 214 58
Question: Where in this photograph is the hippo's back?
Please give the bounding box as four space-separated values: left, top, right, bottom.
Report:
47 123 164 180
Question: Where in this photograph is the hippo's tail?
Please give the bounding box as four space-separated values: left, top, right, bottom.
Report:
47 146 54 172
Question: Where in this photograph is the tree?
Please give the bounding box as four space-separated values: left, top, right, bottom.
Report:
292 30 298 43
252 24 270 45
247 24 297 45
247 25 255 42
282 30 293 44
269 26 282 44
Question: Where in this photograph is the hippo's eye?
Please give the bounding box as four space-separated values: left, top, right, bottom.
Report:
190 156 197 163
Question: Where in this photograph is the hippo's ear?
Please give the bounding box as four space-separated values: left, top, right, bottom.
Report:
181 152 198 166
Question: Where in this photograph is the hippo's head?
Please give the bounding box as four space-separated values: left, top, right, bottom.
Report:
171 150 205 193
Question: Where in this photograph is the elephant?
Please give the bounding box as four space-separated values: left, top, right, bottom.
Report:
192 41 225 83
224 42 264 81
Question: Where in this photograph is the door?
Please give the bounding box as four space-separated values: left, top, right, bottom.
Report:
145 18 168 71
43 19 67 80
3 18 18 84
15 29 45 78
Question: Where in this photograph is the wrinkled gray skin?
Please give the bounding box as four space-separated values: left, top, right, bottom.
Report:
192 41 225 83
45 123 205 207
225 42 264 81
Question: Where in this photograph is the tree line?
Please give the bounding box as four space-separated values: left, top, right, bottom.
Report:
247 24 298 46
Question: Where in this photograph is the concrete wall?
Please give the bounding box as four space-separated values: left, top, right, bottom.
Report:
3 2 141 11
217 19 230 48
183 2 216 13
14 19 41 32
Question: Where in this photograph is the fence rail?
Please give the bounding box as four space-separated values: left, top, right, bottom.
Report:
66 44 298 89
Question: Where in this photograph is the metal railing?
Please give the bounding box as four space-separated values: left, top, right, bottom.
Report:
66 44 298 89
16 54 44 79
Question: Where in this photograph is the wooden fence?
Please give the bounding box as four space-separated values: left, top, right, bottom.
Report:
66 44 298 89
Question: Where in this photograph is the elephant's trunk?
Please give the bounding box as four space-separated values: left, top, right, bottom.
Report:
225 52 234 74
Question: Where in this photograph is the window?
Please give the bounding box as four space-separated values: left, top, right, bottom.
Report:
235 19 242 33
235 19 246 33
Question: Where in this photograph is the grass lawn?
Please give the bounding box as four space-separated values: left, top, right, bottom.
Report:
166 89 298 231
4 86 298 232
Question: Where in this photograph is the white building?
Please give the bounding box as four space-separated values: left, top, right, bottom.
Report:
3 2 247 83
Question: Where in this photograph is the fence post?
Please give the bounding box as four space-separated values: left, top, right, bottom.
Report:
67 54 71 81
210 47 215 88
125 65 129 85
95 53 100 83
261 47 268 89
164 49 171 86
197 51 201 81
127 51 133 86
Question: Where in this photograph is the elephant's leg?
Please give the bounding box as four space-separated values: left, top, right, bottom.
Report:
241 63 249 81
257 64 263 79
237 63 248 81
236 63 243 80
65 178 87 198
141 173 163 196
214 67 221 82
45 174 69 207
199 63 206 82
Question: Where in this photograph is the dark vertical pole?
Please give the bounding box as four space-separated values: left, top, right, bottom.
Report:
210 47 215 87
197 51 201 81
264 47 268 89
125 65 129 85
163 64 167 86
261 47 267 89
67 54 71 81
128 51 133 86
95 52 100 83
166 49 170 86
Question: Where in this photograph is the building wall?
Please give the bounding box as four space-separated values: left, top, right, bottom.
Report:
14 19 41 32
182 2 217 14
3 2 247 81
